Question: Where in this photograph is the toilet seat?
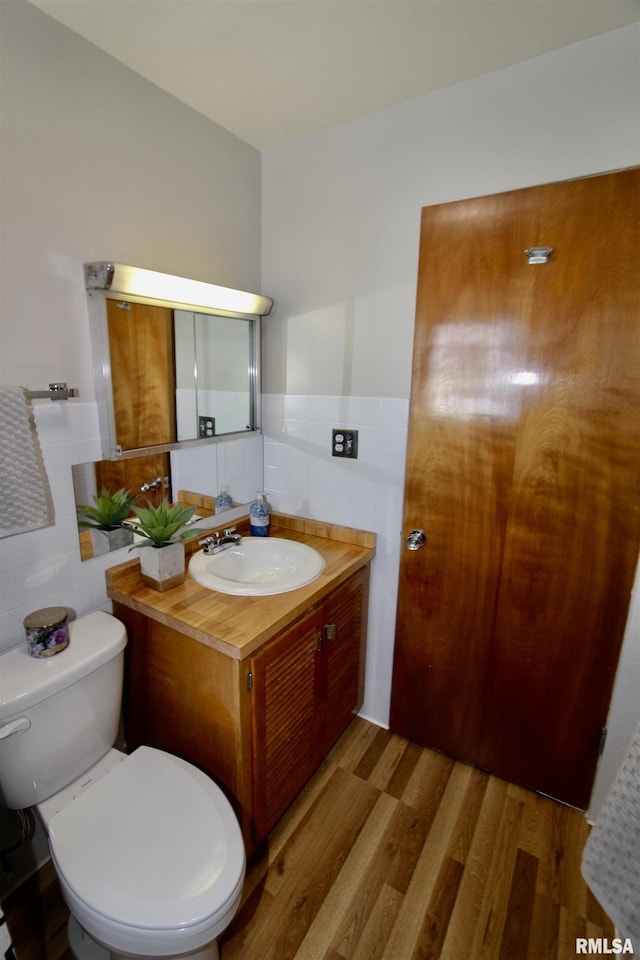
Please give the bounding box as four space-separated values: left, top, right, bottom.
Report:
48 746 245 957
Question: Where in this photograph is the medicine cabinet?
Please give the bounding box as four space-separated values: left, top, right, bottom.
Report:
85 262 273 460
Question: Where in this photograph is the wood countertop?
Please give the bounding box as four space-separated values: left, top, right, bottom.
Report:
106 513 376 660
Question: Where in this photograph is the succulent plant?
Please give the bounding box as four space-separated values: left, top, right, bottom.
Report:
77 487 138 531
130 498 200 548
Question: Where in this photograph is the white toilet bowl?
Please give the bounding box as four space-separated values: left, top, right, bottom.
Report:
47 746 245 960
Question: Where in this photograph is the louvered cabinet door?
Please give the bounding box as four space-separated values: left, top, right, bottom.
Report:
319 567 369 757
249 568 370 842
250 608 321 840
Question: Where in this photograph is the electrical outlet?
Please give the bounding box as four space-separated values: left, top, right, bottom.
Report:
198 416 215 437
332 429 358 459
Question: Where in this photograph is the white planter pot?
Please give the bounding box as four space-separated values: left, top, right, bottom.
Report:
139 541 185 591
90 526 134 557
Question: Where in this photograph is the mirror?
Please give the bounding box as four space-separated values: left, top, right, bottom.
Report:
85 262 272 459
175 310 254 439
72 434 264 560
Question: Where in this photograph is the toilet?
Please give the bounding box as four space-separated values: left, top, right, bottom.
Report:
0 611 245 959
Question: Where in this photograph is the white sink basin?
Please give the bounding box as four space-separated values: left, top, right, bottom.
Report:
188 537 325 596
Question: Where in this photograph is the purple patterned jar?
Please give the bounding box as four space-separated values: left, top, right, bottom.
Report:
23 607 69 658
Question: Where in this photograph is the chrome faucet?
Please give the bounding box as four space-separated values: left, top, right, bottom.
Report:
200 527 241 555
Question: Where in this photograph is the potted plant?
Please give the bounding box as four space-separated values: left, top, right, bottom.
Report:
130 498 200 591
77 487 138 556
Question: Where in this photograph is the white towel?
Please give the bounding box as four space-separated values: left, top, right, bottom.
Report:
582 722 640 941
0 386 54 538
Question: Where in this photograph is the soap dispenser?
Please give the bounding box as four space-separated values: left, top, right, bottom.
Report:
249 492 270 537
215 490 233 512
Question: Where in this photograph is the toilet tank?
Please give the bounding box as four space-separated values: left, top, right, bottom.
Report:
0 611 127 809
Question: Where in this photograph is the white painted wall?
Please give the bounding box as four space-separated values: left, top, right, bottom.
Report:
0 0 262 401
0 1 263 650
261 25 640 816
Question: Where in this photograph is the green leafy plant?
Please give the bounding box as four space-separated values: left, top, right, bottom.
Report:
130 498 200 549
77 487 138 531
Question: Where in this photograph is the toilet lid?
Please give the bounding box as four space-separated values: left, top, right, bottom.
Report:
48 747 245 932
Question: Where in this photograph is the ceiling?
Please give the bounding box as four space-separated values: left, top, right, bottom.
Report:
28 0 640 150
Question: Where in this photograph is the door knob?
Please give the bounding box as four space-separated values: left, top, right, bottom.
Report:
140 476 163 493
406 529 427 551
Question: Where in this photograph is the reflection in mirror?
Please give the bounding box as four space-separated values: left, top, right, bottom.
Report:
175 311 253 439
106 302 256 451
107 301 176 450
73 453 171 561
72 434 264 560
85 262 272 459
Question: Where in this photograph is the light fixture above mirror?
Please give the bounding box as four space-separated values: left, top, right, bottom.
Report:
85 262 273 317
85 262 273 460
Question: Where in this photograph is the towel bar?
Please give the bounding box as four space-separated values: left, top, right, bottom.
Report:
25 383 78 401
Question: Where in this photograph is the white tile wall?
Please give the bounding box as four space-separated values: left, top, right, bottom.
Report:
195 390 253 436
262 393 409 725
170 433 263 507
176 390 257 442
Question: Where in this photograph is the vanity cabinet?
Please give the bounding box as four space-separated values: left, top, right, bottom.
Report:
111 528 372 850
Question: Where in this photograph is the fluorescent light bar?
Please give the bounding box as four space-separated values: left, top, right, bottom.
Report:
85 262 273 317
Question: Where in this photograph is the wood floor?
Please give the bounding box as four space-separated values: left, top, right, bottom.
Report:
3 718 613 960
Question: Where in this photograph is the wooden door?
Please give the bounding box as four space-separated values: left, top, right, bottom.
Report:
390 169 640 808
107 300 176 451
